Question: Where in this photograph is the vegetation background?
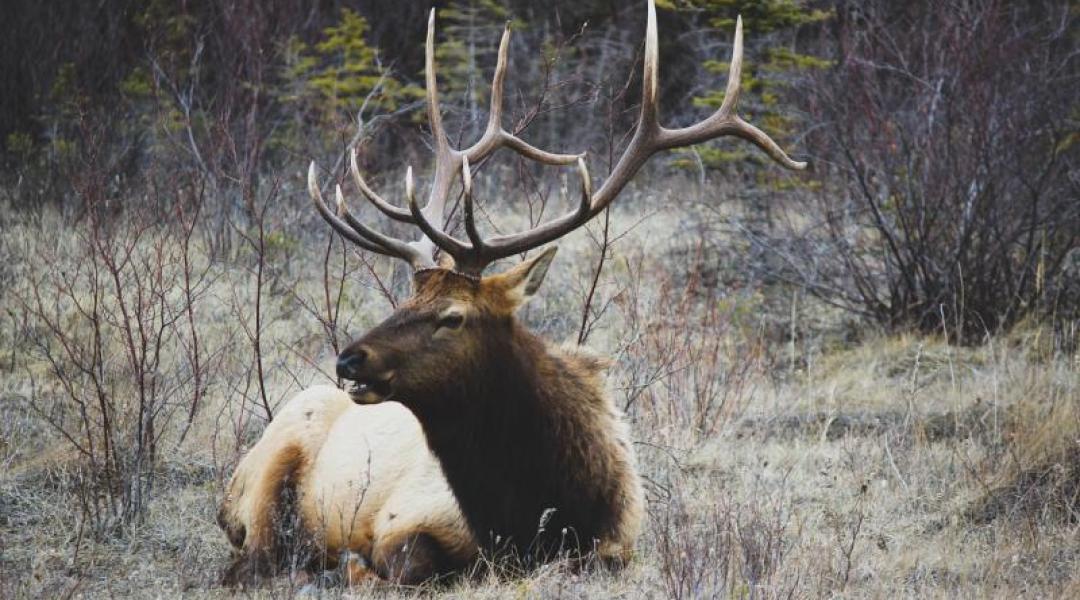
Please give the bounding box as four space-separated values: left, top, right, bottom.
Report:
1 0 1077 597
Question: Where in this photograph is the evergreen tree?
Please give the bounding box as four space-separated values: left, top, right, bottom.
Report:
281 8 421 126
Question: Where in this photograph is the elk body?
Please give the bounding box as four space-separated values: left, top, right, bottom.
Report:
217 386 475 585
219 0 805 585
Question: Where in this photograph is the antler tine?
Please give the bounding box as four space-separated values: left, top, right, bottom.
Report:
640 0 661 130
308 163 387 254
349 149 413 223
590 6 806 214
311 8 583 271
321 10 451 266
461 157 484 251
484 25 511 140
655 15 806 170
574 156 592 217
717 14 743 119
308 162 430 266
461 21 582 167
418 2 663 261
457 152 593 268
334 184 431 265
432 1 667 261
425 8 449 155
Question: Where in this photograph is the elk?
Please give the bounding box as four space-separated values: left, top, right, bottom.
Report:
220 0 805 585
308 0 805 571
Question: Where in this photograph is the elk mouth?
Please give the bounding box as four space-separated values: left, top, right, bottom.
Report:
347 374 393 404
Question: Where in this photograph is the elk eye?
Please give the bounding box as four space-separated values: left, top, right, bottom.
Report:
437 312 465 331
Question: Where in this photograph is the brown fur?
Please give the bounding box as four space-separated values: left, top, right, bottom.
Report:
217 386 476 586
340 249 644 567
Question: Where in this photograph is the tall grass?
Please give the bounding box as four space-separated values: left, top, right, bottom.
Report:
1 173 1078 597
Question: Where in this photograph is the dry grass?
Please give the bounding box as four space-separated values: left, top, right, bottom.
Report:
1 178 1078 598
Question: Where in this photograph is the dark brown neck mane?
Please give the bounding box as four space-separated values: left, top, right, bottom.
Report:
407 317 631 564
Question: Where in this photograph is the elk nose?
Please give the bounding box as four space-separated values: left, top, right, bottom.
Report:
336 348 368 380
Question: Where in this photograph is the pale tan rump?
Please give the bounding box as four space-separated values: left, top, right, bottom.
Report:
219 385 474 575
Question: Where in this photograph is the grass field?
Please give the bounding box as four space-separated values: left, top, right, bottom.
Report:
1 177 1078 598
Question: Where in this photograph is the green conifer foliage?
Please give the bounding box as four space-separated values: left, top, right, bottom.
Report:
281 9 422 126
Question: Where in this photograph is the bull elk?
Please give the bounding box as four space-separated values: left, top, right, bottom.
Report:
219 0 805 586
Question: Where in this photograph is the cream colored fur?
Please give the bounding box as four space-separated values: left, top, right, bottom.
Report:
219 385 475 574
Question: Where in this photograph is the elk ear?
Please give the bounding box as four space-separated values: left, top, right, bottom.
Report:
490 246 558 309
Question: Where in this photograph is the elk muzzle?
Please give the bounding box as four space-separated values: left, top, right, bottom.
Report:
337 346 394 404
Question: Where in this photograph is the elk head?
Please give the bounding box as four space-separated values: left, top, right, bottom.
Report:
309 0 807 407
333 247 557 408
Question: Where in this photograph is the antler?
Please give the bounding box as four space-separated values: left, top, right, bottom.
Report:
308 9 580 269
426 0 807 272
310 0 807 276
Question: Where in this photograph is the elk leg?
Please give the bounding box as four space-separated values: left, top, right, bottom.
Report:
371 531 453 585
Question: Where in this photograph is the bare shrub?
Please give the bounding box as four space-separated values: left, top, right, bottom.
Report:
11 192 210 534
616 246 766 438
776 0 1079 342
650 466 796 599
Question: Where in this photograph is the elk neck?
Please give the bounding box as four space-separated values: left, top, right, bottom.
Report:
407 318 632 562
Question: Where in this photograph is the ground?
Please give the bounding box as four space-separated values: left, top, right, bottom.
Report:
1 177 1077 598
